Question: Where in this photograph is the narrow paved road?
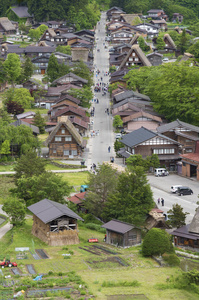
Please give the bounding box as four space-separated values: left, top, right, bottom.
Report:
83 12 115 168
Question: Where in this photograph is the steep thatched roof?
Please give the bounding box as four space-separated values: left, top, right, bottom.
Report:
45 116 83 147
129 33 140 45
119 44 152 70
189 207 199 234
164 33 176 49
120 14 141 25
0 17 15 31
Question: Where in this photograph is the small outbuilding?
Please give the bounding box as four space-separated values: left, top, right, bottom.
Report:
102 219 141 247
28 198 84 246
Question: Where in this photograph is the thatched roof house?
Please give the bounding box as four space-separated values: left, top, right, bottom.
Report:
0 17 16 34
28 198 83 246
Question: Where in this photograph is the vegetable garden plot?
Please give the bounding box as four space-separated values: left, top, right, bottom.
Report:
27 287 71 297
87 256 129 269
11 267 22 275
36 249 49 259
107 295 149 300
92 245 118 255
79 246 101 255
29 250 40 260
26 264 36 274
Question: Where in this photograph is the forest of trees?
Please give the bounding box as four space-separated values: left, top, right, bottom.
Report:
110 0 199 23
0 0 101 30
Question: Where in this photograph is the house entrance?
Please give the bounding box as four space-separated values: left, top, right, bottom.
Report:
190 164 197 177
41 69 45 75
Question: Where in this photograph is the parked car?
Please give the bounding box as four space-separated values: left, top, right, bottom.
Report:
177 186 193 196
115 133 122 140
0 260 17 268
162 57 169 62
154 168 169 177
171 185 183 193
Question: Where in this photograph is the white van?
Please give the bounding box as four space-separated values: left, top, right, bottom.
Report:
154 168 169 177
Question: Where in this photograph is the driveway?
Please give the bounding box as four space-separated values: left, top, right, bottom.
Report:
147 174 199 223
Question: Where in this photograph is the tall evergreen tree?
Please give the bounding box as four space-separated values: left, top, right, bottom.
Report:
46 54 60 82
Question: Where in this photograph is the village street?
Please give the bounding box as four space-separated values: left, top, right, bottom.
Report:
82 12 117 168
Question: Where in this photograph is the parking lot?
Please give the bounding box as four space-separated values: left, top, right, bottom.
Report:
147 174 199 223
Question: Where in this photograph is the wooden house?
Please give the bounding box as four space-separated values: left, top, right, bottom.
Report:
28 198 84 246
49 105 89 123
147 9 168 21
180 152 199 181
118 45 152 70
52 72 88 87
172 13 183 23
119 126 182 168
135 23 159 38
146 52 163 66
8 6 34 25
107 7 125 21
122 110 163 132
163 33 176 52
45 116 85 158
0 17 16 34
102 219 141 248
171 207 199 251
157 119 199 155
39 28 67 45
32 55 49 75
150 19 167 31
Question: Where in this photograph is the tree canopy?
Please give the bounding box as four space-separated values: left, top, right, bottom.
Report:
3 53 22 86
3 88 34 110
124 62 199 126
2 197 26 227
142 228 174 256
103 167 154 225
167 203 189 228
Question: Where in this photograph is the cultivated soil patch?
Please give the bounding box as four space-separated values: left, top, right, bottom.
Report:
87 256 129 269
107 295 149 300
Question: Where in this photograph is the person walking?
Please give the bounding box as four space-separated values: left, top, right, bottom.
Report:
157 198 160 205
108 146 111 153
161 198 164 206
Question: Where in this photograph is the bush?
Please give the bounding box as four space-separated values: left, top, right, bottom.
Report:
102 280 140 287
142 228 174 256
85 223 106 233
82 213 102 224
162 253 180 266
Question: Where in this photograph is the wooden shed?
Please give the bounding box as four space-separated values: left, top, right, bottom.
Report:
28 198 84 246
102 219 141 248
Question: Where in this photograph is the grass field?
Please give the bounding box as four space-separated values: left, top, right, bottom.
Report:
0 219 198 300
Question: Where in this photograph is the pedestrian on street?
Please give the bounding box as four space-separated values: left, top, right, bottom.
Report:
157 198 160 205
161 198 164 206
108 146 111 153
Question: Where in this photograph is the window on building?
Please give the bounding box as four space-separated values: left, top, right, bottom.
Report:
53 150 56 153
64 150 69 156
65 136 72 141
71 150 77 155
55 136 61 142
132 52 135 57
61 129 65 134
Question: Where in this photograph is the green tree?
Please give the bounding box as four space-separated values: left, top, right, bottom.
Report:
104 167 154 225
142 228 174 256
84 163 118 220
188 40 199 58
0 140 10 156
0 125 41 156
12 172 71 206
178 29 189 54
73 61 93 87
22 57 34 82
14 150 47 182
2 197 26 227
69 87 92 108
167 204 189 228
0 58 7 85
33 111 46 134
28 28 42 41
46 53 60 82
38 24 48 34
113 115 123 129
3 53 22 86
56 45 71 55
114 139 123 152
138 36 149 51
126 154 146 169
156 36 165 50
3 88 34 109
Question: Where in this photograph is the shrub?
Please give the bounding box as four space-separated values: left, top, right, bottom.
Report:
69 250 74 255
102 280 140 287
142 228 174 256
162 253 180 266
85 223 106 233
62 246 68 250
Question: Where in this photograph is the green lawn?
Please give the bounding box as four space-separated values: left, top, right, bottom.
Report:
0 175 15 204
24 108 48 114
0 219 198 300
